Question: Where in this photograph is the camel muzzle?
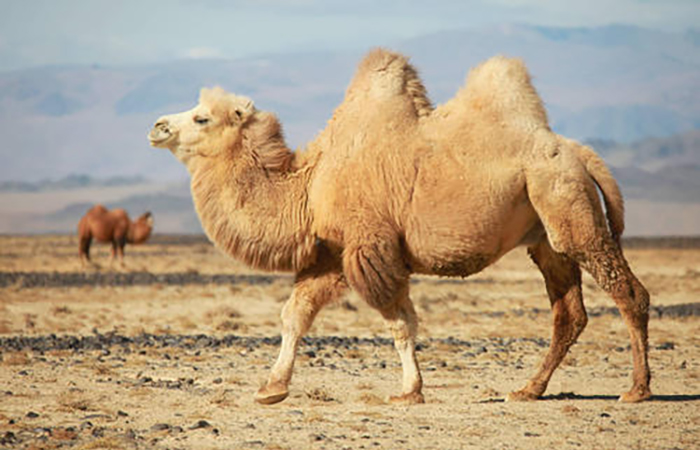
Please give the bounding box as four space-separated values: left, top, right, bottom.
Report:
148 121 172 147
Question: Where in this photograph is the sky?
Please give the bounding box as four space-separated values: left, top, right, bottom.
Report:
0 0 698 72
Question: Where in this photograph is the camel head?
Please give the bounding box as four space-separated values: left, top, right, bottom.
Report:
138 211 154 228
149 87 255 167
128 211 154 244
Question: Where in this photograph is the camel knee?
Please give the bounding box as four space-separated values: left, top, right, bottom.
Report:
280 295 317 336
571 310 588 339
553 306 587 344
380 295 418 343
386 312 417 344
585 249 649 324
280 269 346 336
614 279 650 329
631 278 650 313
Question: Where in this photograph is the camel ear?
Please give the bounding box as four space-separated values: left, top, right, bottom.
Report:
231 96 255 125
141 212 154 226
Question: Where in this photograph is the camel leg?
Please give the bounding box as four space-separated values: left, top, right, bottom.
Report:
109 240 118 269
343 230 423 404
508 239 587 401
79 235 92 269
116 241 126 268
109 239 126 269
255 260 347 405
526 166 651 402
379 285 424 404
578 238 651 402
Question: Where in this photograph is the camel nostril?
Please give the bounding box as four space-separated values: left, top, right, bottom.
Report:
155 121 169 132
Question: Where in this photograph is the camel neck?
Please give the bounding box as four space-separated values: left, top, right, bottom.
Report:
189 153 318 272
126 223 151 244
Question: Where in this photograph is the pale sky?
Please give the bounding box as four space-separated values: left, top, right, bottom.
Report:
0 0 698 72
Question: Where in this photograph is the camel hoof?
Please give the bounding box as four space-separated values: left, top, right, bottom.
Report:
618 387 652 403
255 383 289 405
389 392 425 405
506 389 541 402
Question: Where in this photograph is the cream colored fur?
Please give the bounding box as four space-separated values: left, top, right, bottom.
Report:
149 48 651 406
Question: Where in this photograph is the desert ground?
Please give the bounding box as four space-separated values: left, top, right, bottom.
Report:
0 234 698 449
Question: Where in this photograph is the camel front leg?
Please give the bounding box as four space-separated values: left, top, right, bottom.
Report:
342 231 423 404
109 241 118 269
255 263 346 405
115 239 127 269
380 288 424 404
79 236 93 269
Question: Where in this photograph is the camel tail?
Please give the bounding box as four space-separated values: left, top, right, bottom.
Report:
576 145 625 245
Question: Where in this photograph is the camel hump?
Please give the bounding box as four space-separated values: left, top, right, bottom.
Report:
461 55 549 131
347 48 433 118
109 208 130 221
89 204 108 214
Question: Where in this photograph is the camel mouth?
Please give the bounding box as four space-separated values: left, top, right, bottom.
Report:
148 136 170 147
148 128 172 148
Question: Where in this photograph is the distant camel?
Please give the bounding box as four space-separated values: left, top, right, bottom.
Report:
149 49 650 405
77 204 153 268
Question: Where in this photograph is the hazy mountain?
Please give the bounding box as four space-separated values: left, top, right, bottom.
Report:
586 129 700 170
0 174 148 192
0 24 698 183
399 24 700 141
2 128 696 236
1 24 699 236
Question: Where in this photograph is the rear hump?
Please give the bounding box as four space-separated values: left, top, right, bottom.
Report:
445 56 549 132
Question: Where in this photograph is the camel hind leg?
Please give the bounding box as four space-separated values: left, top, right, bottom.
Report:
578 238 651 402
508 238 587 401
526 167 651 402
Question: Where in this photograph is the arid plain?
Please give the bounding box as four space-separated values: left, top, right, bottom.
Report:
0 235 698 449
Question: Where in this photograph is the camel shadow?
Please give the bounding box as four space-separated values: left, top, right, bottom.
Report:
542 392 700 402
477 393 700 403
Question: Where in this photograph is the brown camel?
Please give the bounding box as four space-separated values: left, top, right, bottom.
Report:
77 204 153 268
148 49 651 405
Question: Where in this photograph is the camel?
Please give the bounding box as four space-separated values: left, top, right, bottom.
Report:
78 204 154 268
148 49 651 406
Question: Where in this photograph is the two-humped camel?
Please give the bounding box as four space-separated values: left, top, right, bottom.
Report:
148 49 651 405
78 204 154 268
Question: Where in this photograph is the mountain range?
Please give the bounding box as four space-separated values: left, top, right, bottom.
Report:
1 127 697 237
0 24 698 236
1 24 699 182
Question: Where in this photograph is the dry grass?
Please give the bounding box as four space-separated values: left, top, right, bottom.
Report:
0 235 698 449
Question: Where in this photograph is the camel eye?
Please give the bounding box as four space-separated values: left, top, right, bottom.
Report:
194 116 210 125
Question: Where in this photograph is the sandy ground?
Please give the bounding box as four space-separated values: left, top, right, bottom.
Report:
0 235 698 449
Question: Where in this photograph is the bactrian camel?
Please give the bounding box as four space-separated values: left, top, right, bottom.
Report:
78 204 154 268
148 49 651 405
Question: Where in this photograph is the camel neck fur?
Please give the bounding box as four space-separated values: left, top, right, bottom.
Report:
127 222 151 244
188 112 318 272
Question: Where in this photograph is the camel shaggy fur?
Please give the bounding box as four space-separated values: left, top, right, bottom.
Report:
78 204 154 267
149 49 651 405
